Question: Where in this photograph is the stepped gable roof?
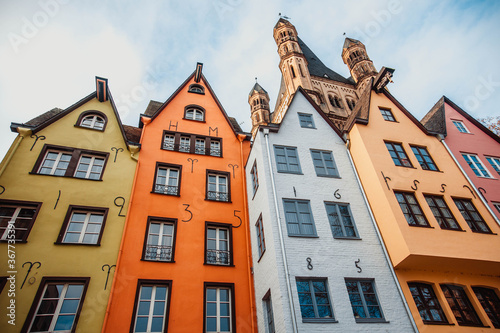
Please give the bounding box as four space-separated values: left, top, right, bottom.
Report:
421 96 500 143
298 37 352 85
421 97 446 135
24 107 64 127
249 82 268 97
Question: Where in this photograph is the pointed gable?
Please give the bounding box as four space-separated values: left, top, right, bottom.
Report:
420 97 447 135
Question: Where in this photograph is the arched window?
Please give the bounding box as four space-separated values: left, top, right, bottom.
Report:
290 66 296 78
77 111 107 131
184 106 205 121
346 98 356 111
255 113 261 123
188 84 204 94
328 95 343 109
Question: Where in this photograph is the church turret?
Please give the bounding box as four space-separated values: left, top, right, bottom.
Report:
342 37 378 89
249 81 270 137
273 18 312 95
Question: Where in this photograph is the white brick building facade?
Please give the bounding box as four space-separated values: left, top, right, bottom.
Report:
245 90 415 332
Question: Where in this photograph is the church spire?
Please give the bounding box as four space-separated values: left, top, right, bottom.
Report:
342 37 378 89
249 80 270 137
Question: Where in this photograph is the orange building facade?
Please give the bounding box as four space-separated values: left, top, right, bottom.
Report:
102 64 256 333
346 81 500 331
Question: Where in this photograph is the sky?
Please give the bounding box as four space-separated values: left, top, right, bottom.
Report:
0 0 499 159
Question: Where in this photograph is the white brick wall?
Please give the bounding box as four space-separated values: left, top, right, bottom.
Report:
246 91 414 332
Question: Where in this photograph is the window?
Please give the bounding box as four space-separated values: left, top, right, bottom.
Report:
408 282 448 324
379 107 396 121
345 279 385 322
324 202 359 238
143 218 177 262
462 153 492 178
310 150 339 177
153 164 181 196
74 155 105 179
453 198 492 233
250 161 259 196
424 195 461 230
494 202 500 214
23 277 89 333
263 291 275 333
76 111 107 131
346 98 356 111
255 215 265 259
162 131 222 157
188 84 204 94
0 200 41 242
205 284 235 333
206 171 230 202
385 142 413 167
298 113 315 128
394 192 430 227
296 278 335 322
472 287 500 328
283 199 316 236
274 146 301 174
440 284 482 326
486 156 500 175
205 223 232 266
290 65 296 78
328 95 343 108
131 280 171 333
57 206 108 245
411 146 438 171
33 145 108 180
452 120 470 133
185 106 205 121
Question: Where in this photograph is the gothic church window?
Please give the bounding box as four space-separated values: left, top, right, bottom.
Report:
290 66 296 78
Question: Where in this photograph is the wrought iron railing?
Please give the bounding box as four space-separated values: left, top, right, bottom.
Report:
145 244 172 261
207 191 228 202
155 184 179 195
210 148 221 157
195 146 206 155
163 142 175 150
206 249 230 265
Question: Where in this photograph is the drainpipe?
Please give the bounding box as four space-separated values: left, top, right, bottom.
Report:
438 135 500 227
0 128 32 177
345 137 419 333
237 133 257 333
263 128 298 333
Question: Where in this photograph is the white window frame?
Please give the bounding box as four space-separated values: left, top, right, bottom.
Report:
207 173 229 202
185 108 204 121
145 221 175 261
28 282 85 332
179 136 190 152
298 113 315 128
80 114 105 130
163 134 175 150
310 150 339 177
486 156 500 176
154 166 180 195
62 211 104 244
133 284 169 333
195 138 206 155
493 202 500 214
210 140 221 157
206 226 230 265
324 202 359 238
74 155 105 180
462 153 492 178
38 151 72 176
452 120 470 133
206 286 232 333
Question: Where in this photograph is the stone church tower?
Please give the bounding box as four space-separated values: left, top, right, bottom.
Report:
249 82 271 137
250 18 380 134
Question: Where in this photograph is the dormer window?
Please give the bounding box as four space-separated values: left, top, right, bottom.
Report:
184 106 205 122
76 111 107 131
188 84 204 94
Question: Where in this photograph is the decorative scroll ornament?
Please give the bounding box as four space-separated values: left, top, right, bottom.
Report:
114 197 126 217
478 187 487 202
463 185 476 199
54 190 61 209
101 264 116 290
182 204 193 222
21 261 41 289
30 134 46 151
110 147 124 162
187 158 198 173
355 259 362 273
306 257 313 270
381 171 391 190
228 164 238 179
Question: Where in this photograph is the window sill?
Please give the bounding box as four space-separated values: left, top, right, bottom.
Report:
54 242 101 246
0 239 27 243
205 199 232 204
408 224 434 229
302 318 338 323
300 127 317 130
288 234 319 238
203 263 235 267
277 171 303 175
471 230 496 235
354 318 389 323
316 174 340 178
29 172 103 181
440 227 465 232
141 259 175 263
188 91 205 95
333 236 362 240
151 191 180 197
394 165 417 169
422 321 455 326
74 124 105 132
182 118 206 123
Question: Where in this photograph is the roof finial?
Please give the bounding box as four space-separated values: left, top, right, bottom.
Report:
343 32 346 36
255 77 258 83
279 13 291 20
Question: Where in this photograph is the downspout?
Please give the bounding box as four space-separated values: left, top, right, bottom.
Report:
438 135 500 226
0 128 32 177
345 137 419 333
263 129 298 333
237 134 257 333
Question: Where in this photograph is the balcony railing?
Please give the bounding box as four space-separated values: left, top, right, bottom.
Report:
145 244 173 261
163 142 175 150
207 191 229 202
155 184 179 195
206 249 230 265
210 148 221 157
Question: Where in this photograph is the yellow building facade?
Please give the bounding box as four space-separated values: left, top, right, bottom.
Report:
347 81 500 331
0 78 139 332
